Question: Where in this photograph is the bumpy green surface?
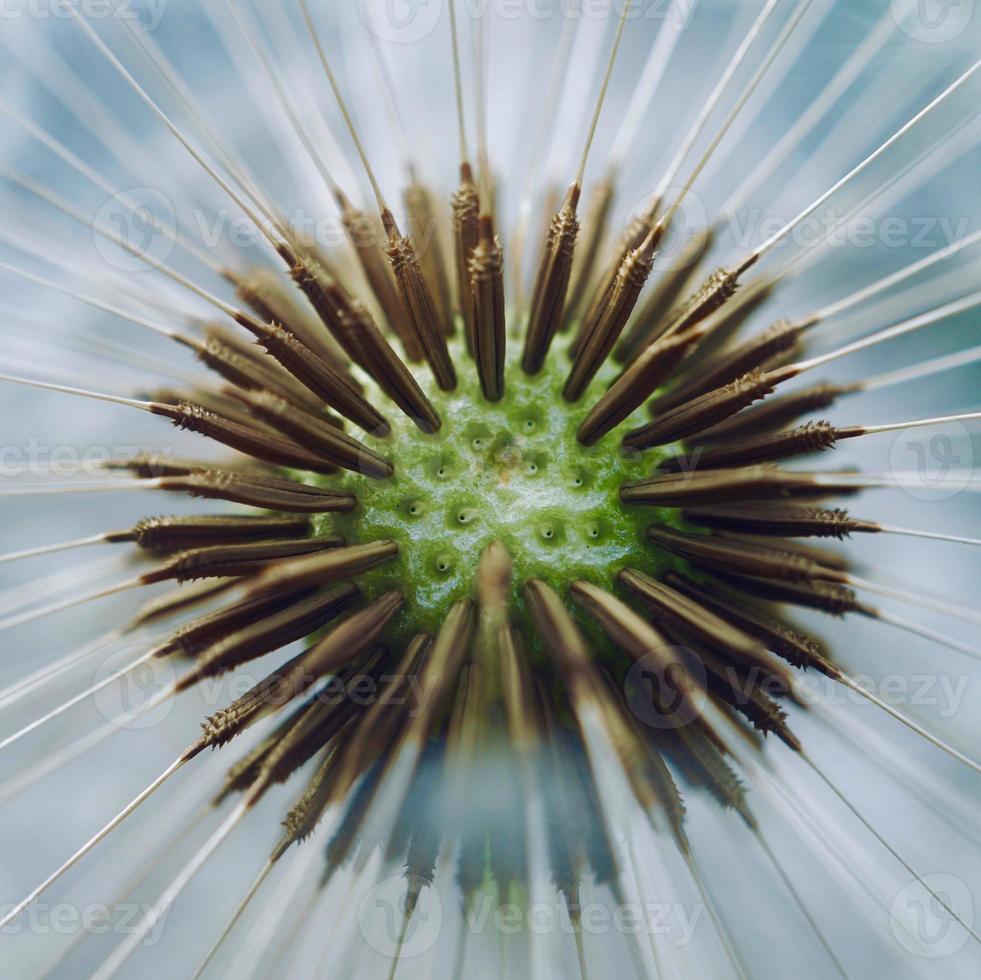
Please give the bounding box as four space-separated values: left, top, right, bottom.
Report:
316 333 683 650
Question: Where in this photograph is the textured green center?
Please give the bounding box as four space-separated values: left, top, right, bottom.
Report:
318 333 680 647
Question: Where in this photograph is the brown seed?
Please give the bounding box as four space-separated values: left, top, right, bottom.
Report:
656 265 743 342
339 196 421 359
577 322 709 445
664 572 831 672
324 280 442 433
128 579 240 629
122 514 311 553
164 469 357 514
651 317 809 415
231 310 390 436
521 183 581 375
453 162 481 351
196 325 325 415
614 226 716 364
690 381 852 445
405 178 455 336
675 275 778 374
245 540 400 595
657 420 839 471
384 209 457 390
234 267 347 369
574 205 657 360
566 579 728 754
682 503 875 539
469 214 507 401
302 591 405 681
283 246 371 369
154 586 315 661
564 227 660 402
326 634 431 805
149 400 336 474
141 535 343 586
622 368 778 450
616 569 790 682
175 585 359 692
564 170 618 331
231 388 394 479
646 525 849 585
711 572 868 618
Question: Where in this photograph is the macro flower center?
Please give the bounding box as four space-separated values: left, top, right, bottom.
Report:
322 335 675 643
